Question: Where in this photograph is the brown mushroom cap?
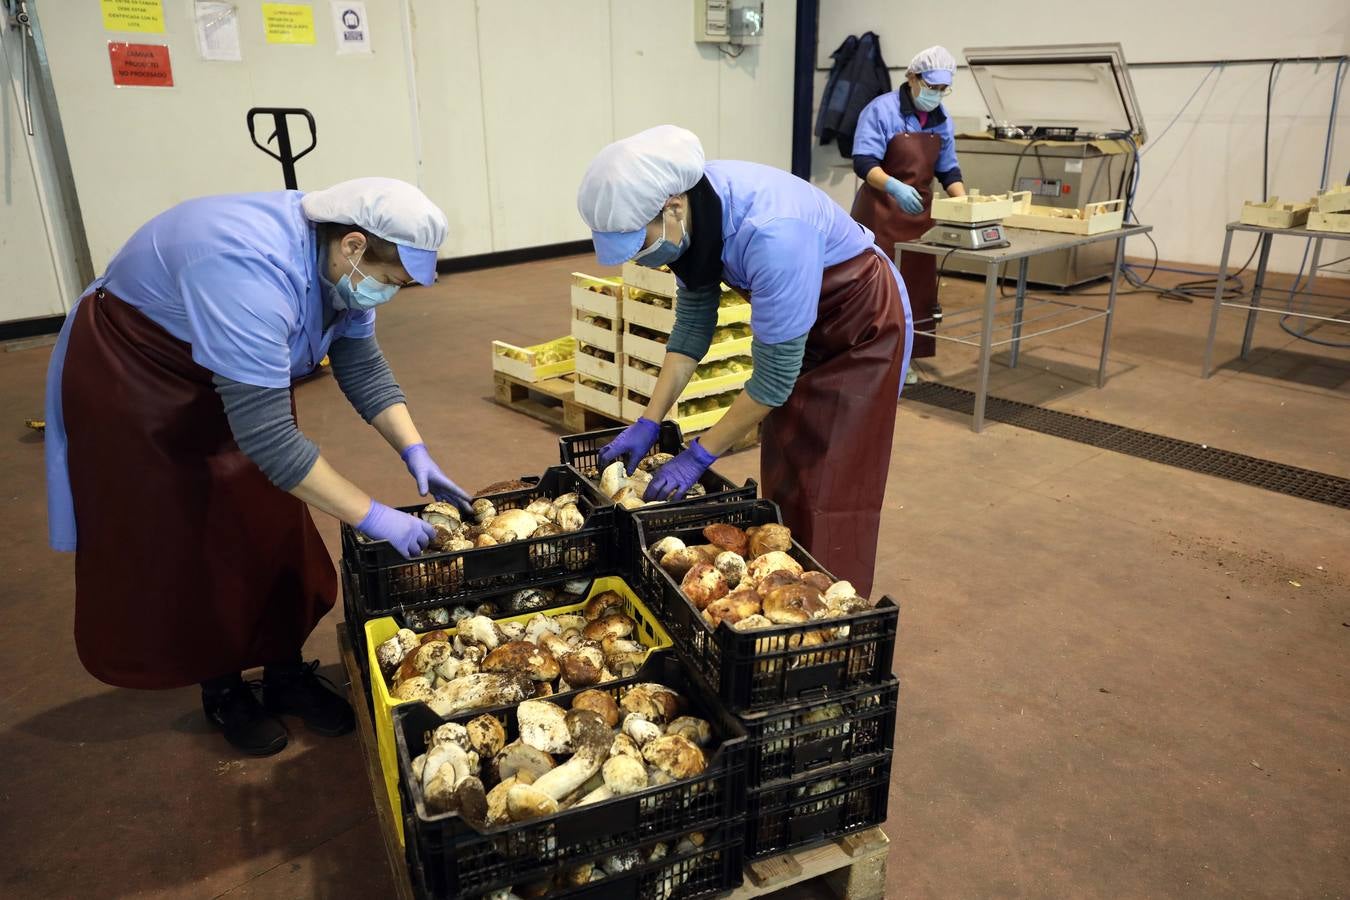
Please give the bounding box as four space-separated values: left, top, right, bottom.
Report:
494 741 556 783
559 645 604 688
571 689 620 728
702 524 749 557
763 582 827 625
702 591 762 629
420 629 453 645
642 733 707 781
583 590 627 621
465 714 507 759
746 551 804 588
748 523 793 559
583 612 636 642
681 563 729 611
659 547 707 580
666 716 715 748
801 571 833 593
619 683 686 724
482 641 561 682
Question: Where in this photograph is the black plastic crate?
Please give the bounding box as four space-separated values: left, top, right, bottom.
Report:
341 466 617 627
559 420 757 564
741 678 898 790
394 653 748 899
407 809 744 900
631 499 899 713
744 752 892 860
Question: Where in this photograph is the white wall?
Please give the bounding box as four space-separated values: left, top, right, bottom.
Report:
813 0 1350 275
13 0 796 307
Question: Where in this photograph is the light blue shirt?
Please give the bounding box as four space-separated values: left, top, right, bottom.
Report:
852 92 960 177
44 190 373 550
701 160 879 344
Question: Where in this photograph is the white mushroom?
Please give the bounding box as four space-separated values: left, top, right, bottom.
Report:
459 615 503 652
650 536 686 559
524 613 562 645
428 722 471 752
376 628 420 675
506 711 612 821
555 503 585 532
599 461 628 498
665 716 714 748
621 713 662 748
517 700 572 754
427 672 533 717
499 621 527 642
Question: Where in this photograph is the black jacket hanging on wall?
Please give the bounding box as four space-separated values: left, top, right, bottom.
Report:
815 32 892 158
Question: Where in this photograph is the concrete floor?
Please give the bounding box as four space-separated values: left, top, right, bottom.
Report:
1 254 1347 899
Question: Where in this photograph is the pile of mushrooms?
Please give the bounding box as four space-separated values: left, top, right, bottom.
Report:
418 491 586 554
410 681 712 831
594 452 707 511
652 523 871 637
401 581 590 631
375 591 652 714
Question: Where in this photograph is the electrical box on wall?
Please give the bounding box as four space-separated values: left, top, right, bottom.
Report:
695 1 764 45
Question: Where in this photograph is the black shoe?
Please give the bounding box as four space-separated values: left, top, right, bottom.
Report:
202 680 289 757
263 660 355 737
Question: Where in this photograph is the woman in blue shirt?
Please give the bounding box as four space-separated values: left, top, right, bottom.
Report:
852 45 966 369
44 178 470 756
577 126 913 597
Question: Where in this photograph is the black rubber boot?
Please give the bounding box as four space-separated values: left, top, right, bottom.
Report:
202 675 289 757
263 660 355 737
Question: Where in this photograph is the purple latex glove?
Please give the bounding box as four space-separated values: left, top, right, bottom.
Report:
401 443 472 513
644 439 718 502
598 417 661 476
358 500 437 559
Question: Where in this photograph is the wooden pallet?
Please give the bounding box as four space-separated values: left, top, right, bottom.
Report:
734 829 890 900
493 370 761 451
342 624 879 899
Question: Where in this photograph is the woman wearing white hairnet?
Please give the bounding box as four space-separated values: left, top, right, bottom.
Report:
852 45 965 371
579 126 912 598
44 178 469 755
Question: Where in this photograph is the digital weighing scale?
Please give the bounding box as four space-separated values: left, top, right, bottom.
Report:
921 219 1009 251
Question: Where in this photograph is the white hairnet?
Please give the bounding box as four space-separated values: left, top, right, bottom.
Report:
907 45 957 84
302 177 448 285
577 125 705 235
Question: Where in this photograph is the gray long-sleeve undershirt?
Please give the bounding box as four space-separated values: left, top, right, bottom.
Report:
666 286 807 408
213 335 405 490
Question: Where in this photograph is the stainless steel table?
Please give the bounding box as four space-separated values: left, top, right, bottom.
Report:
896 224 1152 432
1200 222 1350 378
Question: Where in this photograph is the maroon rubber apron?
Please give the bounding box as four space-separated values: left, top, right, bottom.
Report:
758 249 907 598
851 130 941 358
63 290 337 689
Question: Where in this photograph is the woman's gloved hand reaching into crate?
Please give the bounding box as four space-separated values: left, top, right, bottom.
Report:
598 417 661 475
645 439 718 502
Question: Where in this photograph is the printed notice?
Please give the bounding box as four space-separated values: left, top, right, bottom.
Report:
101 0 165 33
195 1 242 62
331 2 371 55
108 42 174 87
262 3 317 44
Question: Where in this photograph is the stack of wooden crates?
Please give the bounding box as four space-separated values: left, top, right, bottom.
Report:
569 272 626 416
618 263 755 433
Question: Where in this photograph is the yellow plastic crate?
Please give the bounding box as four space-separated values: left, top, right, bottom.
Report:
363 577 673 844
491 336 576 383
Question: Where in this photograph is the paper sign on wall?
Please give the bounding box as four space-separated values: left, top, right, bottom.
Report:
108 42 174 87
262 3 317 44
101 0 165 33
194 1 242 62
331 2 371 55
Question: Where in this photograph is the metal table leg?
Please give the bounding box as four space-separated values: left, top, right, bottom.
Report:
971 261 1000 433
1201 227 1235 378
1008 258 1030 368
1240 233 1273 359
1096 235 1126 388
1291 237 1325 336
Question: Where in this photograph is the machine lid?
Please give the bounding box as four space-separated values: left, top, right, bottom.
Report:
962 43 1147 143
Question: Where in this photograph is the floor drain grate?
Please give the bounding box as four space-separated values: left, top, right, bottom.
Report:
904 382 1350 510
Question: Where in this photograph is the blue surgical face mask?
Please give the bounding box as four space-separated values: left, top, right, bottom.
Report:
332 248 400 311
632 212 689 269
914 86 943 112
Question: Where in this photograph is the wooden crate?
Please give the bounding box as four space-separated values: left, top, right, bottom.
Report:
623 387 737 433
624 287 753 333
931 189 1016 223
624 322 753 366
571 305 622 353
624 356 752 401
734 828 890 900
1004 193 1125 235
575 343 622 385
621 261 677 296
574 377 623 418
570 272 623 320
1239 198 1312 229
1313 184 1350 214
490 336 575 383
1307 210 1350 234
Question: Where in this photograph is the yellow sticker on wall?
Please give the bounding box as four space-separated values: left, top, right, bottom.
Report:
101 0 165 33
262 3 317 44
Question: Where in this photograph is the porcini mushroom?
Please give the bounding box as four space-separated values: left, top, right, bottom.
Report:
465 714 507 760
494 741 555 784
517 700 572 754
506 709 612 821
619 684 685 724
642 733 707 784
483 641 561 683
570 689 620 728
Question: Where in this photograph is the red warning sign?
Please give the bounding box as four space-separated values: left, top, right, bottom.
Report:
108 42 174 88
